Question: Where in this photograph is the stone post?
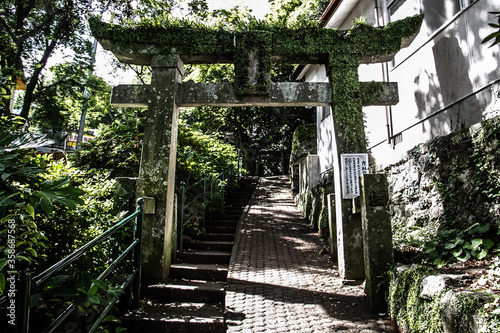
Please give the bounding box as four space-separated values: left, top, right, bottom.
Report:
326 193 337 262
328 60 365 282
360 173 393 313
113 177 144 214
140 54 183 281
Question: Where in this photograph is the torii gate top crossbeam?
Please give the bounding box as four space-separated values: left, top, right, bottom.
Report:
89 15 423 66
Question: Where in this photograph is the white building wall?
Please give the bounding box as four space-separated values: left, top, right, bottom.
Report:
370 0 500 168
310 0 500 170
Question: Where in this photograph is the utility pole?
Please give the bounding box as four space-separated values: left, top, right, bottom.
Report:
76 39 98 150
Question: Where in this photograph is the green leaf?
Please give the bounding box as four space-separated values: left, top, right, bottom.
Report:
483 239 494 250
482 31 500 43
15 255 31 262
40 197 53 215
24 247 37 257
30 293 43 307
475 248 488 260
463 242 474 250
102 315 121 323
457 250 471 262
452 248 463 258
469 223 490 234
88 284 99 295
426 248 438 259
0 259 7 272
433 258 446 267
471 238 483 250
88 295 100 304
24 204 35 218
47 275 69 287
92 279 107 290
0 273 5 294
444 237 464 249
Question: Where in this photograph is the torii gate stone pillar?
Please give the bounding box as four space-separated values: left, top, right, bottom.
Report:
139 55 183 280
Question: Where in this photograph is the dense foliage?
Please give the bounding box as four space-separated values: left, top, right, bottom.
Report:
75 115 145 178
0 0 138 119
177 123 237 184
29 63 117 138
0 117 85 291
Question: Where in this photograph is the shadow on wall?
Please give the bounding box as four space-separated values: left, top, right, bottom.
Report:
412 2 499 139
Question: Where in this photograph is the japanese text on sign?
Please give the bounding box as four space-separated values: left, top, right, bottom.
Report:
341 153 369 199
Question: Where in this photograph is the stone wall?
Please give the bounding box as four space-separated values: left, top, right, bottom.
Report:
290 124 317 194
380 117 500 257
296 172 335 235
388 265 498 332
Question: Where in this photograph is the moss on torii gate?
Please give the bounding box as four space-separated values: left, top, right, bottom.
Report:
90 15 423 281
91 14 422 151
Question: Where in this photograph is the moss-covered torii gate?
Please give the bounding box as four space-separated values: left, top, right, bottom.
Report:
90 15 423 281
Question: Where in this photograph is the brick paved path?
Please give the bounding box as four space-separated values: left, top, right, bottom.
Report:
226 176 394 332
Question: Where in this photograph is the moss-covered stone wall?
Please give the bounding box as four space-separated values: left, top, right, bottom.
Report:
388 264 499 332
383 117 500 264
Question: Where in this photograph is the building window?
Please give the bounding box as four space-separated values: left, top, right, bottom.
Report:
321 106 331 120
387 0 475 34
387 0 420 20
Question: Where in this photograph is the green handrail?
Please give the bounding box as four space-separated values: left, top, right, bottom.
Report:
177 167 235 251
1 198 144 333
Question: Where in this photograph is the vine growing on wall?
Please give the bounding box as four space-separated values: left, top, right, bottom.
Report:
421 118 500 265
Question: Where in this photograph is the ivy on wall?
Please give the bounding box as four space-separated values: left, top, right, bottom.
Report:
423 118 500 265
89 14 423 153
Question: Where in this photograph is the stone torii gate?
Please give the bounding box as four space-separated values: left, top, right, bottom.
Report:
90 15 423 281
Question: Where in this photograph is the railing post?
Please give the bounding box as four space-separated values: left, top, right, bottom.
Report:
202 175 208 227
210 175 214 199
15 254 31 333
132 198 144 308
221 169 225 204
177 182 186 251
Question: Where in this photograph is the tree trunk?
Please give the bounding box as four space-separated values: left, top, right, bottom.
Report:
19 38 58 120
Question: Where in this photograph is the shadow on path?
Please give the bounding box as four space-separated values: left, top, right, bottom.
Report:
226 176 394 332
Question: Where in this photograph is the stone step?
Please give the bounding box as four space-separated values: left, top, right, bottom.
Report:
205 226 236 234
178 250 231 264
211 214 242 220
170 263 228 282
122 301 225 333
205 219 239 226
144 280 225 304
197 233 234 242
183 240 233 252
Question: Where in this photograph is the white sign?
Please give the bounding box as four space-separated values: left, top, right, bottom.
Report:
341 153 369 199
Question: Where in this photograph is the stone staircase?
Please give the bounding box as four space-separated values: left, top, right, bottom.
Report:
122 177 257 332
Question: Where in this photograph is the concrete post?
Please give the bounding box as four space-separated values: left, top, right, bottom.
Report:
140 54 183 281
360 173 394 313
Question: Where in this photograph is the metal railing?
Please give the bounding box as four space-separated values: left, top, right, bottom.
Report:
177 168 235 251
0 198 144 333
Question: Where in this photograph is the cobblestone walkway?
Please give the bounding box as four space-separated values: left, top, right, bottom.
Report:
226 176 394 332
